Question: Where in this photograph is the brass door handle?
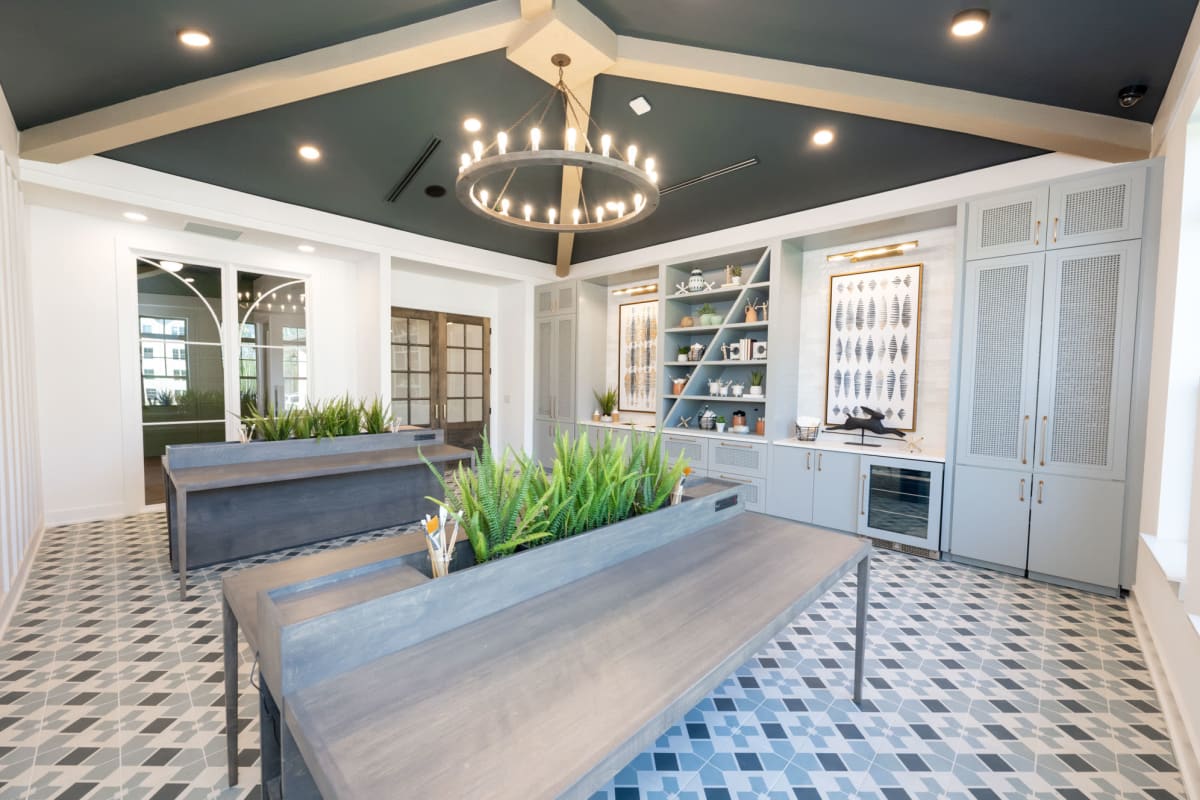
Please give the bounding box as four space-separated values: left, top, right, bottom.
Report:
1039 416 1048 467
1052 216 1059 243
805 451 812 470
1037 479 1044 505
817 453 823 472
1019 478 1025 502
860 474 867 515
1034 219 1041 246
1020 415 1030 464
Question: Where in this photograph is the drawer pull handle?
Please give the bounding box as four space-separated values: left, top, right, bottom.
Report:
719 441 753 449
1034 219 1041 246
1037 479 1044 505
859 474 867 515
718 474 750 485
817 452 823 472
1052 216 1059 243
1039 416 1048 467
1018 478 1025 502
1020 415 1030 465
805 451 812 470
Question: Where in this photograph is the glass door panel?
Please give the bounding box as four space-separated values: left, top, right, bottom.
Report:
390 309 437 428
859 456 944 551
237 271 309 413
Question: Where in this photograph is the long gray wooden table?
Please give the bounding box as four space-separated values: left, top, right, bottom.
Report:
220 531 472 787
167 441 470 600
272 509 871 799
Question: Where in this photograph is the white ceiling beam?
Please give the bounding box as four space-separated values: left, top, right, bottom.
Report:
520 0 554 20
608 37 1152 163
19 0 525 163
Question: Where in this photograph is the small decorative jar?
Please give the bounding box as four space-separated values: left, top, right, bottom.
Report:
680 316 695 328
755 417 766 436
732 410 747 428
592 409 601 422
688 269 705 292
731 382 745 397
699 405 717 430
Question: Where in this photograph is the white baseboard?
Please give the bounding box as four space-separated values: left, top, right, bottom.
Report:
0 522 46 640
44 503 130 527
1129 593 1200 800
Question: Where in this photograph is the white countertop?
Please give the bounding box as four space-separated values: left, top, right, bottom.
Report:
578 420 767 442
772 437 945 463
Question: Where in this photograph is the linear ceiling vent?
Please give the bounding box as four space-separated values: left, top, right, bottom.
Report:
184 221 243 240
660 158 758 197
387 137 441 202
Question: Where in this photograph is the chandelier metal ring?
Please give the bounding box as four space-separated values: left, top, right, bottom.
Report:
455 150 660 233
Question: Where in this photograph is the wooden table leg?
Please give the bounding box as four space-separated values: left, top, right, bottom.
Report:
178 490 188 601
223 595 239 787
853 553 870 706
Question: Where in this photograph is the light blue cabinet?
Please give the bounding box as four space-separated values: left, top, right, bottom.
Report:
949 465 1032 572
766 445 815 522
811 449 860 532
1028 473 1125 590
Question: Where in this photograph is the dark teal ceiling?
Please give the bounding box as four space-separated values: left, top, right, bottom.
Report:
579 0 1194 123
104 52 1042 263
0 0 488 128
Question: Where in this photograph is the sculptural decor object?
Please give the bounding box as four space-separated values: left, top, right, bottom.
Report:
826 406 906 448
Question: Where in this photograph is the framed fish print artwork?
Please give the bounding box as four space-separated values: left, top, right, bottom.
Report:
824 263 922 431
618 299 658 413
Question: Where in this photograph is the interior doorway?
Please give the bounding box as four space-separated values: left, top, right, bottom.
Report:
391 307 490 451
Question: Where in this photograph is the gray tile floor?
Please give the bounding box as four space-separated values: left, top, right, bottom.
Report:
0 513 1186 800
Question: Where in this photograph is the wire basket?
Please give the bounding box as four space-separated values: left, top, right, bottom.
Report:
795 423 820 442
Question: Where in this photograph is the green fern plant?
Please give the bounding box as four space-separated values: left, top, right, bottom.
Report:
361 396 393 434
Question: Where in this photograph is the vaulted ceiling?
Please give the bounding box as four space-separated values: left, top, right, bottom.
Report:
1 0 1193 269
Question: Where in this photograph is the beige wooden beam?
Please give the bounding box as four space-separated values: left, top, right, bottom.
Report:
520 0 554 20
553 79 593 277
20 1 525 163
608 37 1151 163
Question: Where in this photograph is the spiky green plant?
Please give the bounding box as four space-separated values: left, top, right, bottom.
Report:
628 431 688 515
593 387 618 416
246 405 301 441
361 396 393 435
426 432 553 562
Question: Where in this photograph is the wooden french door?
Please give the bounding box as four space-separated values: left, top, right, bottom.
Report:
390 307 490 451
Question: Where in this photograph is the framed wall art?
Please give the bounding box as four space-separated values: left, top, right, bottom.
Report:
824 263 923 431
618 299 658 413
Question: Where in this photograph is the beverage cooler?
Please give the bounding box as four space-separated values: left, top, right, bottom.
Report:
858 455 944 552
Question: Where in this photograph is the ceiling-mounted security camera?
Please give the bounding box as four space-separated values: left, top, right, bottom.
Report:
1118 85 1148 109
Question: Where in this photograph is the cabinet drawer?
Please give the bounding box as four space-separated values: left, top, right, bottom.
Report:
663 433 708 471
709 471 765 512
709 439 767 477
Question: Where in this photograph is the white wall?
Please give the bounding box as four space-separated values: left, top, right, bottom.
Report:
795 226 957 455
0 81 44 630
29 205 377 524
389 258 527 453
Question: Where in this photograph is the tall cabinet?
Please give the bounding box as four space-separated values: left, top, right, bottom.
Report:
533 281 578 464
951 166 1146 593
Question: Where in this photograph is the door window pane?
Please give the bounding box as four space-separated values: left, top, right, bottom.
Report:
409 373 430 399
391 374 408 399
467 399 483 422
391 318 408 343
446 348 464 372
410 400 430 425
466 324 483 348
466 374 483 398
447 373 464 398
466 349 483 373
409 346 430 371
391 345 408 371
447 399 464 423
409 319 430 345
393 401 409 425
447 322 464 347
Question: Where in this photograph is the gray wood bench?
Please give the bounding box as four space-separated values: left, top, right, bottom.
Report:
164 430 472 599
254 484 872 799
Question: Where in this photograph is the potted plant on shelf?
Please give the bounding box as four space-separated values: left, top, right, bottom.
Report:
698 303 721 326
677 345 689 363
728 265 743 286
715 415 727 433
749 371 765 397
594 387 618 423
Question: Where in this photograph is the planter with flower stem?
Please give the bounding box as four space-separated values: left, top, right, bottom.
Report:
594 386 618 423
715 415 727 433
749 371 765 397
677 346 689 363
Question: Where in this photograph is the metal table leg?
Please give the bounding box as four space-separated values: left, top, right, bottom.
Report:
178 490 188 601
223 595 239 787
853 553 870 706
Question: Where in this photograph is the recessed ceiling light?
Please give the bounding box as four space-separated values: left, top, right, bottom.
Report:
463 118 482 133
629 96 652 116
297 244 315 253
950 9 989 37
812 129 835 146
298 144 321 161
178 29 212 48
123 211 148 222
159 260 183 273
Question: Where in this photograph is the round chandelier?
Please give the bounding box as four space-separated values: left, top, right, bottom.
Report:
455 54 660 233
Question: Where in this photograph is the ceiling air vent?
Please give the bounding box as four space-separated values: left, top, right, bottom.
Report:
660 158 758 197
387 137 442 202
184 221 243 240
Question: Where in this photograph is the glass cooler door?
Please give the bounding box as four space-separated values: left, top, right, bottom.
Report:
859 456 944 550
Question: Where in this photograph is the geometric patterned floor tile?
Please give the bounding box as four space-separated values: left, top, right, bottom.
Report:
0 512 1187 800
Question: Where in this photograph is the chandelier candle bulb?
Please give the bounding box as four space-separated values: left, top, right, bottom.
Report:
627 144 638 165
500 198 510 215
524 204 532 221
572 208 581 224
497 131 507 155
596 206 605 222
617 201 626 218
479 189 489 207
530 127 541 151
548 208 557 224
472 140 483 161
566 127 577 151
644 157 656 173
601 134 612 157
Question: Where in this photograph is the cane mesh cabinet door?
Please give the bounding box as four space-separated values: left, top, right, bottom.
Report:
534 318 555 420
949 465 1032 572
552 315 576 423
709 439 767 478
766 445 815 522
956 254 1046 471
966 187 1049 260
1034 241 1140 481
1028 473 1125 591
1047 167 1145 251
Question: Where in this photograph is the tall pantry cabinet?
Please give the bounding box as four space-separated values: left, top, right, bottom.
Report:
533 281 578 465
951 166 1147 593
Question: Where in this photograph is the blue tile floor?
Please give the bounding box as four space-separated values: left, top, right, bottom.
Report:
0 513 1185 799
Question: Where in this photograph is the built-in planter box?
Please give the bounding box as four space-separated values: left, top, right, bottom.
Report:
164 429 474 580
